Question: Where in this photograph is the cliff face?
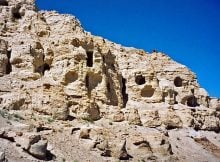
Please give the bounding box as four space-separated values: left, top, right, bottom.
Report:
0 0 220 162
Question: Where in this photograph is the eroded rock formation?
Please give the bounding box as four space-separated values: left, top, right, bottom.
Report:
0 0 220 161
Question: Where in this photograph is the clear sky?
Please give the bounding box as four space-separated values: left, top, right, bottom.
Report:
36 0 220 98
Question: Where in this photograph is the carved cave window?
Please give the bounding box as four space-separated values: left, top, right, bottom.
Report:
187 96 198 107
141 85 155 98
135 75 145 85
86 51 93 67
122 77 128 107
6 50 12 74
174 77 183 87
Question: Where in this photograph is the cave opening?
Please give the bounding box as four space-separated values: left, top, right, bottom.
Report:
13 12 22 19
187 96 198 107
85 73 102 98
6 50 12 74
174 77 183 87
122 77 128 107
141 85 155 98
64 71 78 84
106 80 118 106
135 75 145 85
35 63 50 75
86 51 93 67
107 82 111 92
41 63 50 75
0 0 8 6
12 6 22 19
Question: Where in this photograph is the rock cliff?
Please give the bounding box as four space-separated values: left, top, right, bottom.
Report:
0 0 220 161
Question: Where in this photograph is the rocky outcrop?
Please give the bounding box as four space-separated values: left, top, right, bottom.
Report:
0 0 220 161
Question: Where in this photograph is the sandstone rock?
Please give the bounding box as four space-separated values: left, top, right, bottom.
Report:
1 93 25 110
15 133 41 150
0 0 216 121
113 111 125 122
133 138 152 154
209 98 220 109
142 110 162 128
163 109 183 129
0 39 9 77
79 128 90 139
28 140 48 160
0 0 220 161
52 104 69 120
95 139 108 151
192 109 220 132
77 100 101 121
175 108 193 127
128 108 142 126
95 138 112 157
118 140 132 160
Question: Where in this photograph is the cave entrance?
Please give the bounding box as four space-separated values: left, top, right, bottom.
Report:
0 0 8 6
122 77 128 107
135 75 145 85
86 51 93 67
106 80 118 106
174 77 183 87
6 50 12 74
85 73 102 98
141 85 155 98
35 63 50 75
12 7 22 19
187 96 198 107
64 71 78 84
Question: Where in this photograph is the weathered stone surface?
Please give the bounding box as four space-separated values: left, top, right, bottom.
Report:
163 109 183 129
79 128 90 139
128 108 142 126
0 0 220 162
142 110 162 128
0 151 7 162
0 39 9 77
28 140 48 160
112 111 125 122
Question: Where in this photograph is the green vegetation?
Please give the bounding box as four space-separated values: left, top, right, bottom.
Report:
0 109 24 121
82 116 94 123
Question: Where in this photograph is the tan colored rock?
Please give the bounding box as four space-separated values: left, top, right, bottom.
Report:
193 109 220 132
0 39 9 76
118 140 131 160
128 108 142 126
0 0 220 161
163 109 183 129
79 128 90 139
113 111 125 122
15 133 41 150
29 140 48 160
52 105 69 120
142 110 162 128
209 98 220 109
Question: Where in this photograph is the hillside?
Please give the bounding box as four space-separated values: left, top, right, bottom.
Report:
0 0 220 161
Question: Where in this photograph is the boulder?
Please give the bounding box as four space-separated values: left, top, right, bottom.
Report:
28 140 48 160
79 128 90 139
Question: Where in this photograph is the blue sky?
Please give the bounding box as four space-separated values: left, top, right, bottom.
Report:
36 0 220 98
